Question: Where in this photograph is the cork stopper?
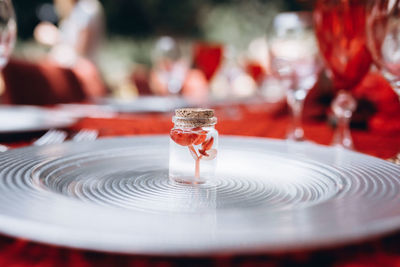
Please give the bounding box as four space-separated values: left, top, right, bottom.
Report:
173 108 217 127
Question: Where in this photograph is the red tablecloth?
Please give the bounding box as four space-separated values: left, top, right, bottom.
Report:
1 100 400 267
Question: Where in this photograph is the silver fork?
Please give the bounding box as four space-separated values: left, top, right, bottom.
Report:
0 130 67 152
0 128 98 152
33 130 68 146
72 129 98 142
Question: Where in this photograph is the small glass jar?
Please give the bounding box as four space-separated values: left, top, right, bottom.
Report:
169 108 218 184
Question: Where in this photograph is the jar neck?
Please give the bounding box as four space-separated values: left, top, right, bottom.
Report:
172 116 217 128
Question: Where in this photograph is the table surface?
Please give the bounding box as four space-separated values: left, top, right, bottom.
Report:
1 100 400 267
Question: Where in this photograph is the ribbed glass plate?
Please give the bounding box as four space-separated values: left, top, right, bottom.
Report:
0 136 399 255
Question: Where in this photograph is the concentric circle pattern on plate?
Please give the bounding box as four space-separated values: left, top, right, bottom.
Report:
0 136 399 255
32 150 342 213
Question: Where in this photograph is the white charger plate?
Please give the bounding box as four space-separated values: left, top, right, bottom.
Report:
0 105 76 133
0 136 399 255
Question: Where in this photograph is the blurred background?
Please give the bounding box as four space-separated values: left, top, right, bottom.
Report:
8 0 313 100
2 0 398 138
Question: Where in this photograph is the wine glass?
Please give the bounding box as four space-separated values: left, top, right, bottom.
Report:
268 11 322 141
314 0 372 149
151 36 190 95
366 0 400 161
0 0 16 70
193 42 224 83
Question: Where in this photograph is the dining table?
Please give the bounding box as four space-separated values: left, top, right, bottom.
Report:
0 87 400 267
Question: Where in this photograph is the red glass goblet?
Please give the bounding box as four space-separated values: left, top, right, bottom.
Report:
314 0 372 149
193 42 224 82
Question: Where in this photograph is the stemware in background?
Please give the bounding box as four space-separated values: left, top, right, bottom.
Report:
244 37 269 93
209 45 257 100
268 12 322 141
193 42 224 83
366 0 400 161
314 0 372 149
0 0 16 70
367 0 400 97
151 36 190 96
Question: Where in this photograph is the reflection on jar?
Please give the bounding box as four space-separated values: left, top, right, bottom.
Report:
169 108 218 184
166 183 217 212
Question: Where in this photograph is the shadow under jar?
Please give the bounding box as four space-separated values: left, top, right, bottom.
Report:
169 108 218 185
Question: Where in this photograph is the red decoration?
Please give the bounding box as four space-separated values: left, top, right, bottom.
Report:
193 43 224 81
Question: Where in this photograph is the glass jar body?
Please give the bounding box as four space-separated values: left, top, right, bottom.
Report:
169 125 218 184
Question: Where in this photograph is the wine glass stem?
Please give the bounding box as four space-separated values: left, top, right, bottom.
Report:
331 90 357 149
334 116 352 148
287 92 305 141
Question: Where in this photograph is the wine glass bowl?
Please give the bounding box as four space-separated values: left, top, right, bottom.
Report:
366 0 400 97
268 11 322 141
151 36 190 95
193 42 224 83
314 0 372 149
314 0 372 91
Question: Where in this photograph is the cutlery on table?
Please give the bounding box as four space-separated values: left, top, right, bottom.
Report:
33 130 68 146
72 129 98 142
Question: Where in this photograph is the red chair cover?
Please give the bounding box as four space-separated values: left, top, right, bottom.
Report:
2 58 106 105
